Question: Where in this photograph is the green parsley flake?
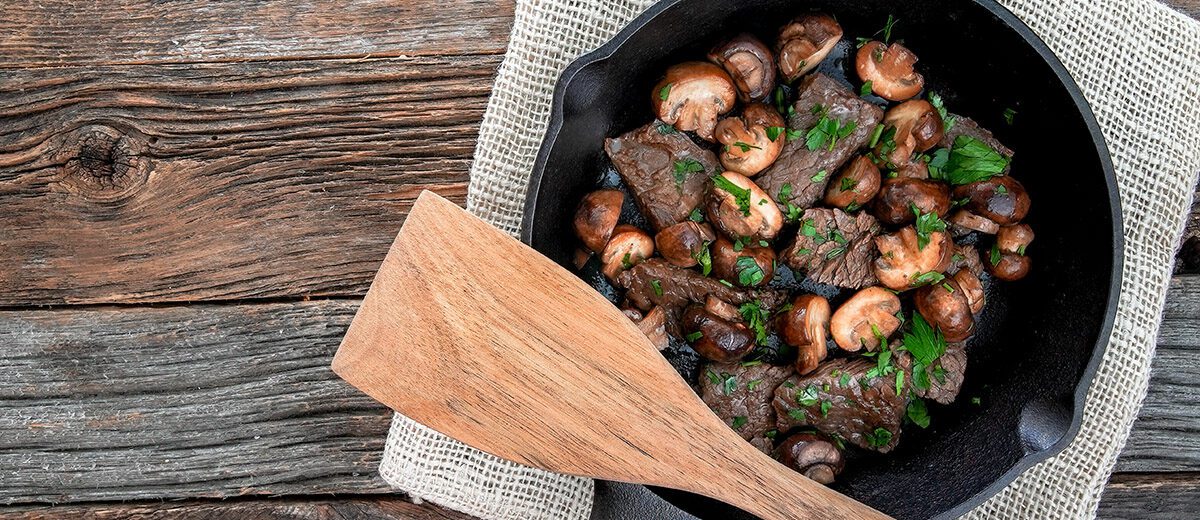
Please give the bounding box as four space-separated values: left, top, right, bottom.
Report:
711 174 753 216
735 256 765 286
913 208 947 250
990 242 1002 266
688 207 705 222
721 373 737 395
656 121 677 134
811 169 828 183
693 242 713 276
766 126 786 142
705 369 721 385
1003 107 1017 125
672 158 704 185
746 378 763 391
820 400 832 418
971 396 982 406
731 416 748 430
731 141 761 152
865 427 893 448
941 135 1008 185
840 176 858 192
860 80 874 97
806 113 858 152
650 279 663 297
795 384 820 406
903 312 948 391
685 331 703 342
738 300 771 346
788 408 806 421
658 83 672 101
907 399 931 428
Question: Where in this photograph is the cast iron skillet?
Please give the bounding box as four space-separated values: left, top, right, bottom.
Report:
519 0 1123 518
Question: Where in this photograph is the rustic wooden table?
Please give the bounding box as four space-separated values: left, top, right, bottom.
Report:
0 1 1197 519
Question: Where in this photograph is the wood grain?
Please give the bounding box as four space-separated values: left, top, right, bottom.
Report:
1098 473 1200 519
0 0 514 68
1163 0 1200 19
0 56 498 306
0 497 472 520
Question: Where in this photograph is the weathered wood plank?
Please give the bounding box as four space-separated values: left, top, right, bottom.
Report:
0 0 514 68
0 56 498 306
0 497 472 520
1164 0 1200 19
0 301 393 504
1098 473 1200 519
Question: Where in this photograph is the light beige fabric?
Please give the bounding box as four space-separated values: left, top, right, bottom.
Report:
379 0 1200 518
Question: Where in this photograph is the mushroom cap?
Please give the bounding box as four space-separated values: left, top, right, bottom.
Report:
633 306 671 351
873 226 954 291
952 176 1031 226
884 99 945 154
704 295 742 322
914 280 974 342
874 177 952 226
708 34 777 102
895 158 930 179
856 41 924 102
778 294 831 374
710 236 776 287
988 252 1031 281
996 223 1035 254
953 269 986 314
715 104 786 177
573 189 625 253
948 209 1001 235
705 171 784 241
682 305 756 362
830 286 902 352
775 432 845 484
824 155 882 210
599 224 655 280
652 62 737 141
655 221 715 268
776 14 844 83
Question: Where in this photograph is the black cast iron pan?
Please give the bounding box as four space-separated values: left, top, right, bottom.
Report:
520 0 1123 518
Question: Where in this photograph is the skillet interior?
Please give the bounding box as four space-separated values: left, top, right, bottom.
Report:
520 0 1121 518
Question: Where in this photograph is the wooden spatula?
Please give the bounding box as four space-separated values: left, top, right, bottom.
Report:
332 191 890 520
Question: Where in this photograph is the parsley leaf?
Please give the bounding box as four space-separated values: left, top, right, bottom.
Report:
795 384 820 406
903 312 947 391
650 279 663 297
688 207 705 222
766 126 786 142
735 256 765 286
685 331 703 342
860 80 873 97
913 208 947 250
820 400 832 417
990 242 1002 266
805 109 858 151
865 427 893 448
656 121 677 134
1003 107 1017 125
672 158 705 185
810 169 828 183
941 135 1008 185
907 399 931 428
658 83 672 101
711 174 753 216
840 176 858 192
746 378 763 391
928 91 955 132
721 372 738 395
693 242 713 276
731 416 748 430
738 300 771 346
730 141 761 152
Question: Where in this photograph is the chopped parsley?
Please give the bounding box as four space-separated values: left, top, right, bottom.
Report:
738 300 771 346
940 135 1009 185
806 110 858 151
621 252 633 269
811 169 828 183
1003 107 1017 125
795 384 820 406
740 359 764 367
865 427 893 448
1017 244 1027 256
711 174 753 216
907 399 931 428
895 371 905 394
658 83 672 101
672 158 705 185
825 247 845 260
746 378 763 391
705 369 721 385
693 242 713 276
840 372 852 388
971 396 982 406
868 123 885 148
778 183 804 221
656 121 677 134
913 208 947 250
786 128 804 141
840 176 858 192
860 80 874 97
766 126 786 141
902 312 948 391
830 229 847 245
788 408 806 421
800 219 818 237
764 429 778 440
995 184 1009 195
735 256 766 286
722 373 738 395
731 416 748 430
990 242 1002 266
820 400 832 418
928 91 956 131
650 279 663 297
730 141 762 153
880 14 898 43
688 207 705 222
685 331 703 342
773 85 793 118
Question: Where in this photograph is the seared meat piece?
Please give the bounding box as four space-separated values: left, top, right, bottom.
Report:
772 357 906 453
700 361 794 452
605 121 719 231
782 208 881 289
617 259 788 312
896 341 967 405
940 114 1014 164
757 74 885 210
947 244 984 277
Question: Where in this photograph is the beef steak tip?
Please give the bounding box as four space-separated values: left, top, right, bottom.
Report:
617 259 788 312
757 73 885 211
605 121 719 231
896 341 967 405
700 361 795 452
782 208 881 289
772 357 906 453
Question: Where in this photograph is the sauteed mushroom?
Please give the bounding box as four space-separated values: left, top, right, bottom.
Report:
987 224 1035 281
682 305 756 362
856 41 924 101
954 269 986 314
715 104 786 177
988 253 1031 281
776 432 845 484
655 221 715 268
996 223 1035 254
884 100 944 154
633 306 671 351
705 295 742 322
652 62 737 141
776 14 844 82
874 178 951 226
708 34 776 102
953 176 1030 226
706 171 784 241
600 225 655 280
824 155 881 211
948 209 1000 235
778 294 831 374
573 189 624 253
830 286 902 352
874 226 954 291
711 236 776 288
914 279 974 342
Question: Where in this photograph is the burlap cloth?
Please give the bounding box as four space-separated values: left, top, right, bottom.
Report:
379 0 1200 518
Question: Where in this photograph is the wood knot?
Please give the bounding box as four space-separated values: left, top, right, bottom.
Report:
57 125 149 201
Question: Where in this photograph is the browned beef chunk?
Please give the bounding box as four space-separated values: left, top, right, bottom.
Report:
605 121 719 231
940 115 1014 162
947 244 984 277
772 357 906 453
700 361 794 452
781 208 880 289
896 341 967 405
616 259 788 312
757 74 884 210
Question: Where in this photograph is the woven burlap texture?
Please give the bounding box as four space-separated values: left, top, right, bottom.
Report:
380 0 1200 518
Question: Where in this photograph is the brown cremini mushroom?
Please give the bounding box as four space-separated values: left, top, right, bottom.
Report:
874 226 954 291
856 41 924 102
874 178 951 226
599 225 655 280
776 14 844 83
706 171 784 241
987 224 1034 281
996 223 1035 254
631 305 670 351
682 304 756 362
705 295 742 322
824 155 882 211
778 294 831 374
954 269 986 314
708 34 776 102
830 286 902 352
573 189 624 253
948 209 1001 235
914 279 974 342
895 159 929 179
952 176 1031 226
652 62 737 141
987 252 1031 281
715 104 786 177
655 221 715 268
775 432 845 485
710 236 776 288
884 99 944 155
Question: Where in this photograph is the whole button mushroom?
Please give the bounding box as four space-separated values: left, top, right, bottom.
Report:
599 225 655 281
952 176 1031 226
954 269 986 315
874 177 951 226
652 62 737 141
856 41 924 102
776 14 844 83
710 236 776 288
884 100 944 155
987 223 1035 281
830 286 902 352
824 155 882 211
573 189 624 253
996 223 1035 254
778 294 832 374
715 104 786 177
914 279 974 342
655 221 715 268
706 171 784 241
874 226 954 291
775 432 845 485
682 305 756 362
708 34 776 102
